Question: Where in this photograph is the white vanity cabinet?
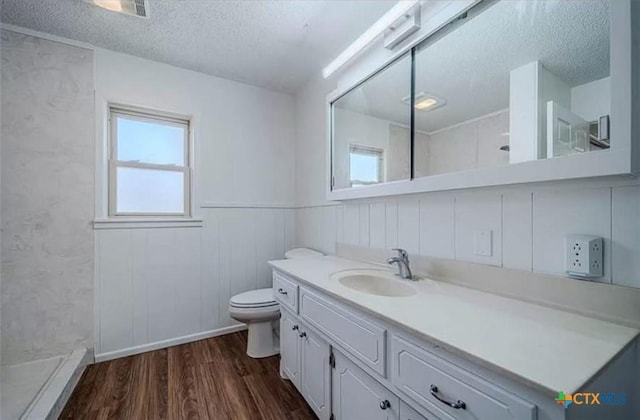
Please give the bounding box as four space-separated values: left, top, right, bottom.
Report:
274 268 544 420
273 267 640 420
273 268 539 420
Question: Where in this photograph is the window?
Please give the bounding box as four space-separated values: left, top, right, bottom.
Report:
349 144 384 187
109 107 190 216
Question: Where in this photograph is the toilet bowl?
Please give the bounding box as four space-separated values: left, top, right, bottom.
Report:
229 288 281 358
229 248 324 358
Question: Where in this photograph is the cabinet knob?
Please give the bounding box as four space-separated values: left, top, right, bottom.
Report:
299 332 307 338
292 325 299 331
379 400 391 410
277 288 288 295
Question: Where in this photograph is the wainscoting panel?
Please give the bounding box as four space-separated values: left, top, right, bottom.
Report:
95 207 294 360
295 183 640 288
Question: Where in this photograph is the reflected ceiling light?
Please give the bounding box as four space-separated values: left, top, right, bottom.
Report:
83 0 148 18
414 98 437 110
322 0 420 79
93 1 122 12
401 92 446 111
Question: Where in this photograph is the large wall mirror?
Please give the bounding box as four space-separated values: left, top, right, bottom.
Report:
413 0 610 177
329 0 633 198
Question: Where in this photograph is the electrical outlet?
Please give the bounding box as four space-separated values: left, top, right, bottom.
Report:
565 235 603 278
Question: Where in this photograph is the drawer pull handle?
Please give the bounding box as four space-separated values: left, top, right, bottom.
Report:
379 400 391 410
299 332 307 338
292 325 299 331
430 385 466 410
277 288 288 295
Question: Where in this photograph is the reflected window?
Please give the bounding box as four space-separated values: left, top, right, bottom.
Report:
350 145 383 187
331 52 412 190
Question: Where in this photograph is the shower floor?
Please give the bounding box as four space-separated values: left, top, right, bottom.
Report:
1 348 88 420
1 356 63 419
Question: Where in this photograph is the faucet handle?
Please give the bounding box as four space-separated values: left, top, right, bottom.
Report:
392 248 409 260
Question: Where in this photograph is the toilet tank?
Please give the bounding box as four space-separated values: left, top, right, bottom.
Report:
284 248 324 259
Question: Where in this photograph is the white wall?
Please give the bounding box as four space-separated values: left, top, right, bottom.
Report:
295 76 337 207
93 49 297 359
1 30 95 365
333 108 410 188
95 48 296 210
425 110 510 175
294 76 640 288
572 77 611 122
95 208 294 360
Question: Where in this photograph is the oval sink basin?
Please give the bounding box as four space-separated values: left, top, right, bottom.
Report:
332 269 417 297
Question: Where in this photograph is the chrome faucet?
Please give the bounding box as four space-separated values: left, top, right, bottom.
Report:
387 248 414 280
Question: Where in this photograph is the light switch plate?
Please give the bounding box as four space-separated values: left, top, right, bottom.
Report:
473 230 493 257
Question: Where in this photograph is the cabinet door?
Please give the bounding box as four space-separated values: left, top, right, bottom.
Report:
300 326 331 420
332 351 399 420
280 309 301 389
400 401 429 420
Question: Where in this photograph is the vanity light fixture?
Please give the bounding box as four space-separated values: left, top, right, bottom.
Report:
83 0 148 18
322 0 420 79
402 92 446 111
384 3 421 50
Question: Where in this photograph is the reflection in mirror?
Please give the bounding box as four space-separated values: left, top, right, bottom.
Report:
413 0 610 178
332 53 412 190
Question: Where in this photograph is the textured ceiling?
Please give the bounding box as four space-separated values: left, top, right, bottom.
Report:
0 0 396 93
337 0 610 132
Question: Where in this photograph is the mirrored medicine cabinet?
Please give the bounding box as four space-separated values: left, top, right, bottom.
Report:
328 0 637 200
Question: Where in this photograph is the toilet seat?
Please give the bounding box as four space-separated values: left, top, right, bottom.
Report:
229 288 277 309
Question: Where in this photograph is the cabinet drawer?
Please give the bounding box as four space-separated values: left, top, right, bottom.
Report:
299 287 386 376
273 271 298 313
391 336 536 420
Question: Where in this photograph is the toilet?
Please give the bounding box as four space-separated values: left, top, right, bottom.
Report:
229 248 324 358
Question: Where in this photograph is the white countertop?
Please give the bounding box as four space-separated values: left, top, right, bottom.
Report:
268 256 639 395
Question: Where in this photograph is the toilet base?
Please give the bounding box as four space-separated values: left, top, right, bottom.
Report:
246 320 279 358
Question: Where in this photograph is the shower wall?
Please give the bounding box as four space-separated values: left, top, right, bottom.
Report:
0 30 95 365
415 110 510 177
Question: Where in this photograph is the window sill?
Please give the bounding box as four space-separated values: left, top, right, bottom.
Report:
93 218 203 230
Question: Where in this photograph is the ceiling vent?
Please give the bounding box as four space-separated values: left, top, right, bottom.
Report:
84 0 149 18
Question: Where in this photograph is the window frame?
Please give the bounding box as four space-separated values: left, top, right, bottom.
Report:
349 144 384 187
108 107 191 217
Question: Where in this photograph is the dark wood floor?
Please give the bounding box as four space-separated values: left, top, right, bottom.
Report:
60 331 317 420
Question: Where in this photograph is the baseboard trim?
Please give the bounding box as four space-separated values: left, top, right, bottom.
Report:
94 324 248 362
